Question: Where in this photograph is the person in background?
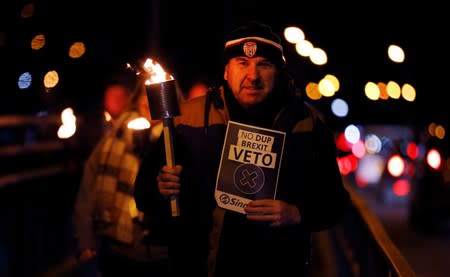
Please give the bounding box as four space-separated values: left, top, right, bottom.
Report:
185 76 210 100
103 83 130 119
102 83 131 124
133 21 350 277
72 73 168 277
75 75 136 167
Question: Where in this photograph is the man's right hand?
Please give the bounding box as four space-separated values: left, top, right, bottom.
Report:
156 165 182 197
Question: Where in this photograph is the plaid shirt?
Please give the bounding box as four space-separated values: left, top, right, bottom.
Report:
73 111 160 251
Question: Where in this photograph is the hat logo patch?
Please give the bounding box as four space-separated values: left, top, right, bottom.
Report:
243 42 257 57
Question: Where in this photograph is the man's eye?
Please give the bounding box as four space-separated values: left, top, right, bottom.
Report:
259 61 274 67
258 64 272 69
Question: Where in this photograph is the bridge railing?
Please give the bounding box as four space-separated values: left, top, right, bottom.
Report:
0 114 81 277
326 182 417 277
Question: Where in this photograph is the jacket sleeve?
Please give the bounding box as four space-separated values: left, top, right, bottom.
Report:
133 136 171 240
299 117 351 232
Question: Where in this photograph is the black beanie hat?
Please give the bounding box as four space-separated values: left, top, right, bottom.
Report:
223 21 285 66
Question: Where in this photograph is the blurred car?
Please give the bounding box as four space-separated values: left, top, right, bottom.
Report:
408 137 450 234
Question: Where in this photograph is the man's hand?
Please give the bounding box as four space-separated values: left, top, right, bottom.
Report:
156 165 183 197
244 199 301 227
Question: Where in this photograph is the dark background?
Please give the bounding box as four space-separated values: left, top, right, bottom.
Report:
1 0 448 128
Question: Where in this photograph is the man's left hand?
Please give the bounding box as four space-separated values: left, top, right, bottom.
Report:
244 199 301 227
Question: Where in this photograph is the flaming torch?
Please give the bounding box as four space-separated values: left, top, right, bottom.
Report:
143 58 181 217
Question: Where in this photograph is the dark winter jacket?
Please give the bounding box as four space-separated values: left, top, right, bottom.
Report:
134 83 350 277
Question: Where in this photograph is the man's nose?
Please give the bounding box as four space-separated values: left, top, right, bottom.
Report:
245 64 259 80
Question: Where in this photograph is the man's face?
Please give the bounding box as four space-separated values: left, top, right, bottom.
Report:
224 56 278 109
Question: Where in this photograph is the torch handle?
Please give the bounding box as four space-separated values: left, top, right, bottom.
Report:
162 117 180 217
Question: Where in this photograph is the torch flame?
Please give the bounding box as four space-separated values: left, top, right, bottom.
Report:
127 117 151 130
143 58 174 85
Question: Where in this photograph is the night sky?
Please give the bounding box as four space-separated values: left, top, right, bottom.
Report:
1 1 448 129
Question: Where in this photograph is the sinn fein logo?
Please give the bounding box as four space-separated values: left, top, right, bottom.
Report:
219 193 248 209
219 193 230 204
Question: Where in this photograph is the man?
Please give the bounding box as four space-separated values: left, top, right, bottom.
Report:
134 21 350 277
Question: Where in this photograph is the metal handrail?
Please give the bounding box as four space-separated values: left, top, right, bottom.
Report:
332 182 417 277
